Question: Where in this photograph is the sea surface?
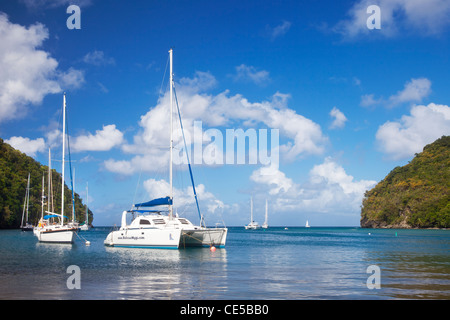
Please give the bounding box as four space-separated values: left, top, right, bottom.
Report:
0 227 449 300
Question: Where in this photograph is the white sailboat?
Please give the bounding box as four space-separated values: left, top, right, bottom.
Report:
245 197 261 230
20 173 33 231
34 93 77 243
262 199 269 229
104 49 227 249
305 220 310 228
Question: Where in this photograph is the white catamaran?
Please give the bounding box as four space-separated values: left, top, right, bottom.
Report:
34 93 77 243
245 197 261 230
104 49 227 249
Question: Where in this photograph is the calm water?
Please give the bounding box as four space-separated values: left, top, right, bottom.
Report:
0 227 449 299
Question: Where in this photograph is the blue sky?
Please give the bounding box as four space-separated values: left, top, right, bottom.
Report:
1 0 449 227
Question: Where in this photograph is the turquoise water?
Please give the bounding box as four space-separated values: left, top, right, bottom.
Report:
0 227 449 299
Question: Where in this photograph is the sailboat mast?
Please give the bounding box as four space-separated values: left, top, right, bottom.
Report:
48 148 53 213
41 173 45 220
26 173 30 223
265 199 268 225
61 93 66 226
169 48 174 219
250 197 253 223
86 182 89 226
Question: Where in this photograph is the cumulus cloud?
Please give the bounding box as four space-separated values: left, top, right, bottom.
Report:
329 107 348 129
376 103 450 160
388 78 431 107
250 158 376 215
5 136 46 157
0 14 84 123
105 71 327 175
72 124 124 152
250 164 296 196
361 78 432 108
334 0 450 39
142 178 227 223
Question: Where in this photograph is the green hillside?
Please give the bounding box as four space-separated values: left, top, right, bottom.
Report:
0 138 92 229
360 136 450 228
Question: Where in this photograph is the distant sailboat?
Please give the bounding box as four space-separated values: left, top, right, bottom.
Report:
245 197 261 230
34 93 77 243
305 220 310 228
20 173 33 231
262 199 268 229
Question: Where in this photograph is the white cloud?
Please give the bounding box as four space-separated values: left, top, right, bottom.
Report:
360 78 432 108
0 14 84 123
232 64 271 86
250 158 376 215
267 20 292 40
5 136 46 157
58 67 85 89
376 103 450 160
105 71 327 175
142 178 227 222
334 0 450 39
329 107 348 129
388 78 431 107
250 164 295 196
72 124 124 152
83 50 115 66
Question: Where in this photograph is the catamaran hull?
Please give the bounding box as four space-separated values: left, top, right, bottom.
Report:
181 228 228 248
104 227 227 249
104 228 183 249
34 228 76 243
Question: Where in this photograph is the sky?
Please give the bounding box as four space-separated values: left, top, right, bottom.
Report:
1 0 449 227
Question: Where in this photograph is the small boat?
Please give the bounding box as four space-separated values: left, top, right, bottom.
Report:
20 173 33 232
104 49 227 249
245 197 261 230
305 220 310 228
262 199 269 229
34 93 77 243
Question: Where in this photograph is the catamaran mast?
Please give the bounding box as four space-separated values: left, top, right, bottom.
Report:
265 199 268 225
61 93 66 226
250 196 253 224
169 49 174 220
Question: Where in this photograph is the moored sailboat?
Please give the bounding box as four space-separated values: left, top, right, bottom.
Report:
245 197 261 230
104 49 227 249
34 93 77 243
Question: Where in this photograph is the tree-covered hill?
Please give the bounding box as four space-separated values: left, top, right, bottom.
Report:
0 138 92 229
361 136 450 229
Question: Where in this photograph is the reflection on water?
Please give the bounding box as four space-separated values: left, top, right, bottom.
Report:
0 227 448 299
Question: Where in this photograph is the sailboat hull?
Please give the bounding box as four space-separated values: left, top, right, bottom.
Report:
35 229 76 243
21 224 34 232
34 226 76 243
104 226 228 249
